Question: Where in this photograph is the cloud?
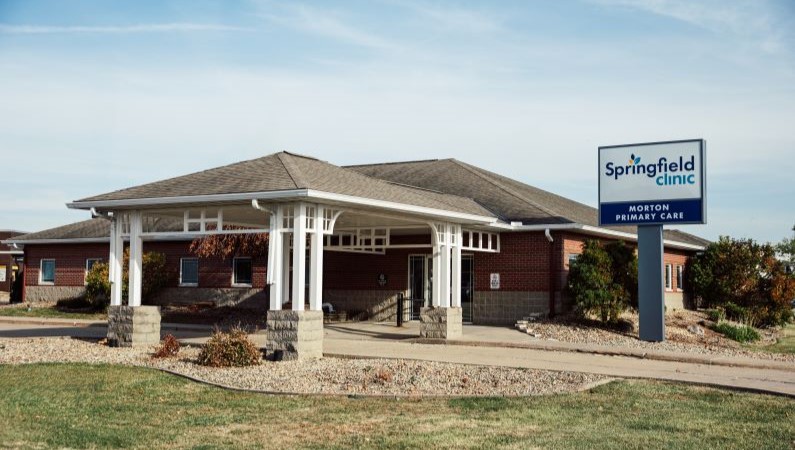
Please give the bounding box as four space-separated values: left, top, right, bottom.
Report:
256 3 399 51
389 0 503 34
592 0 787 54
0 23 251 34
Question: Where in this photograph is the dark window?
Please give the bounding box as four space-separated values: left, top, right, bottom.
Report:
181 258 199 286
40 260 55 284
233 258 253 286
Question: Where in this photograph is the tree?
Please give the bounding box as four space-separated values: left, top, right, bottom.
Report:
567 240 631 323
605 241 639 309
688 236 795 327
84 249 169 309
775 223 795 268
190 233 269 259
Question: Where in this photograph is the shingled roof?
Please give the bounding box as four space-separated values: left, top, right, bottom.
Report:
73 152 493 219
348 158 708 247
6 219 109 243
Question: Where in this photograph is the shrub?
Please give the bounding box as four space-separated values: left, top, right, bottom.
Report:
712 321 761 343
567 240 631 323
688 236 795 327
152 334 180 358
705 308 725 323
83 250 169 310
374 367 393 384
197 328 261 367
55 296 93 309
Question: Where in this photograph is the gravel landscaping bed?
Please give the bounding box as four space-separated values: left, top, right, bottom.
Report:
0 337 607 396
520 310 795 362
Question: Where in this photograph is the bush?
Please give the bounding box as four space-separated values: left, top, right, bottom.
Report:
712 321 761 343
567 240 632 323
152 334 180 359
723 302 749 322
84 250 169 310
689 236 795 328
705 308 725 323
197 328 261 367
55 297 93 309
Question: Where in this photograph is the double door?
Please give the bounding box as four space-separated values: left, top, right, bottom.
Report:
407 254 473 322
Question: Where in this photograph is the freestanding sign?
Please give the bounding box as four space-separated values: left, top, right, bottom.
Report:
598 139 706 342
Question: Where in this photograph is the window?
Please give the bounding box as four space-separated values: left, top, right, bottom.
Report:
40 259 55 285
85 258 102 284
665 264 672 290
233 257 253 286
180 258 199 287
568 254 579 266
676 265 684 291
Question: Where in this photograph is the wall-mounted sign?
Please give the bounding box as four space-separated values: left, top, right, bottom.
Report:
490 273 500 290
599 139 706 226
0 266 6 283
377 273 387 287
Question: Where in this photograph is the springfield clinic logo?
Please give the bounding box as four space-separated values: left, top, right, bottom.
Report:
604 153 697 186
598 139 706 227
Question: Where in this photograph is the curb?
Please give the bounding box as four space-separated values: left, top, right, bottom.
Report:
407 338 795 372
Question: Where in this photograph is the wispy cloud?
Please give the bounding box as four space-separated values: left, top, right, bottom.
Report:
390 0 503 34
592 0 786 54
257 3 399 51
0 23 251 34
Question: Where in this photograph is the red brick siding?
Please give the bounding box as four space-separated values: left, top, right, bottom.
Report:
24 242 266 289
473 232 554 291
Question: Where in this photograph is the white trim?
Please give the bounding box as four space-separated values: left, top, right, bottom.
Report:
0 250 24 255
507 223 706 251
665 263 673 291
232 256 253 288
67 188 496 224
39 259 56 285
179 257 199 287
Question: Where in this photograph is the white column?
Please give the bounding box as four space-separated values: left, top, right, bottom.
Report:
451 224 462 308
439 223 451 308
281 233 291 305
309 205 324 311
267 206 283 310
292 203 307 310
128 211 143 307
431 225 441 307
109 215 124 306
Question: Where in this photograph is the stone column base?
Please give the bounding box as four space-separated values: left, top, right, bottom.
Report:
107 305 161 348
266 310 324 360
420 306 462 339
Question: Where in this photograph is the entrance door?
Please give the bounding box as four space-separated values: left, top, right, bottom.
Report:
408 255 432 320
461 255 474 323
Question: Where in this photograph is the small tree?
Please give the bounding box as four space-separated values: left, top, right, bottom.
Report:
605 241 639 309
567 240 628 323
190 232 269 259
84 249 169 309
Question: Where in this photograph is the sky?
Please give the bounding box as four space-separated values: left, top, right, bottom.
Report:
0 0 793 244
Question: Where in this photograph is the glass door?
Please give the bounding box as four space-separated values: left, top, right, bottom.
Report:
408 255 427 320
461 255 474 323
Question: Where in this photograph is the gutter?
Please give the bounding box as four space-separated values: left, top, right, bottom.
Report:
504 223 706 251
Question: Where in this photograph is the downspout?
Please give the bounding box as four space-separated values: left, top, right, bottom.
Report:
545 228 556 318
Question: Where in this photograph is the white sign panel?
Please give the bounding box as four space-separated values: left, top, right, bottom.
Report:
0 266 5 283
598 139 706 226
490 273 500 290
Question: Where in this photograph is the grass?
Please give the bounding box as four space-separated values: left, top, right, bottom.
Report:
712 321 761 343
0 364 793 449
763 322 795 354
0 305 107 321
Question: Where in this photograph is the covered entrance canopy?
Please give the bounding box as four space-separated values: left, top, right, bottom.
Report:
68 152 501 354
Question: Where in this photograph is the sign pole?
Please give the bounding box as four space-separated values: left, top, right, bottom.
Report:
637 224 665 341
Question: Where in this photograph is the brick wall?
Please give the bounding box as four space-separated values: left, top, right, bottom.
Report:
23 241 267 303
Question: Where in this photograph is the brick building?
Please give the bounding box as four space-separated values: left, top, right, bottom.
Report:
0 230 25 301
5 152 708 326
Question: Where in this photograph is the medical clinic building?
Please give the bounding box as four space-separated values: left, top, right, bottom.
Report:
7 152 708 327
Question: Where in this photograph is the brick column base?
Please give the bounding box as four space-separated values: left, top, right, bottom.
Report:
420 306 462 339
266 310 324 360
107 305 161 348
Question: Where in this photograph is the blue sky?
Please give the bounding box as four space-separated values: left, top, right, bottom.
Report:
1 0 793 243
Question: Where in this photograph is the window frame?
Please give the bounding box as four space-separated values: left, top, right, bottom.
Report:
179 257 199 287
664 263 673 291
39 259 56 285
675 265 684 291
232 257 253 287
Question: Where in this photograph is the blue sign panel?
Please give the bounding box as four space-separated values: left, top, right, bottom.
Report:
598 139 706 226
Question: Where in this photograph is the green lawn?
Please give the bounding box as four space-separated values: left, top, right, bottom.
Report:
0 364 792 449
763 322 795 354
0 306 107 321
